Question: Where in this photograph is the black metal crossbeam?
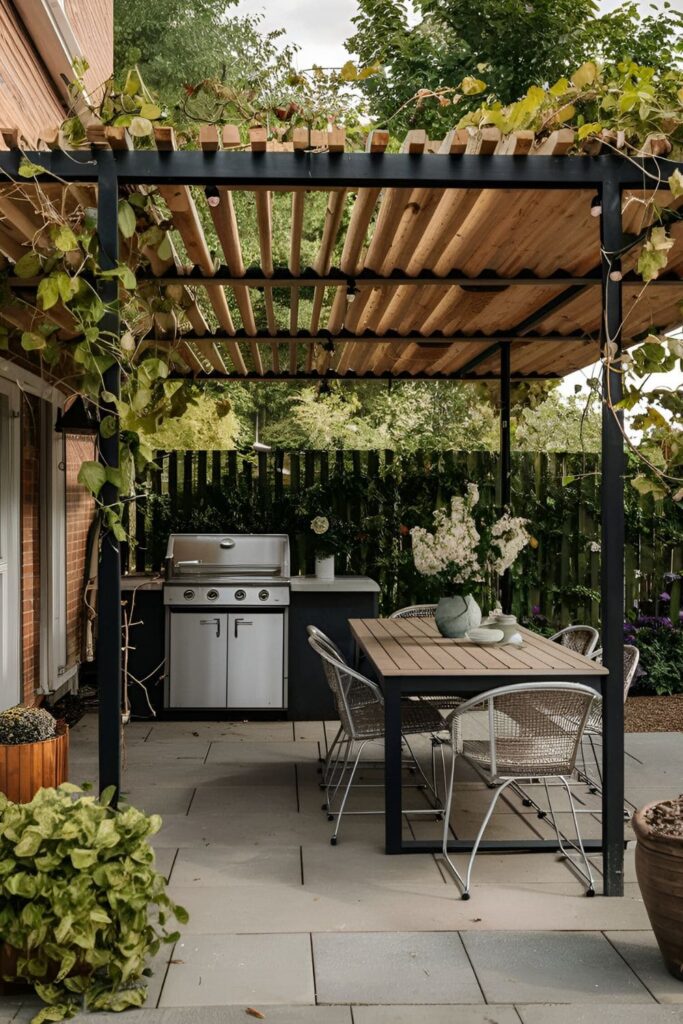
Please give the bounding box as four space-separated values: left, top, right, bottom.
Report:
0 149 681 189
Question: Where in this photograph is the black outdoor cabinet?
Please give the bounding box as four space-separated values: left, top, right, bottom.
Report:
287 576 380 720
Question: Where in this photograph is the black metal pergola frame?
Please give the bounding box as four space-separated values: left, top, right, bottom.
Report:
2 145 680 897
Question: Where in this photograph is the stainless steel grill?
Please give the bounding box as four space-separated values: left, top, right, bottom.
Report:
164 534 290 710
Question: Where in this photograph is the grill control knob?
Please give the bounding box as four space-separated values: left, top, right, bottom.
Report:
234 589 247 601
258 589 270 602
206 589 219 601
183 589 195 600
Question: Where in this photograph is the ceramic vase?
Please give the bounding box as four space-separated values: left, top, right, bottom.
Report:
435 595 481 638
315 554 335 581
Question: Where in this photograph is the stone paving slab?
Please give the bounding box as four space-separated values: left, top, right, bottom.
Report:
517 1005 683 1023
71 1009 352 1024
312 932 483 1005
169 844 302 887
147 721 297 743
352 1007 520 1024
159 933 314 1007
461 930 653 1004
205 741 321 764
301 839 445 888
606 931 683 1003
189 783 298 816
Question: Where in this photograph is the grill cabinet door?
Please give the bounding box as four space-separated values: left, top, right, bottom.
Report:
227 612 284 708
169 612 228 707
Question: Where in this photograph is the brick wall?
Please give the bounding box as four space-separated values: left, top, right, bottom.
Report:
20 394 41 705
65 435 96 666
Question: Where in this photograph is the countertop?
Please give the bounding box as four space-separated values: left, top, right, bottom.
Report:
290 575 380 593
120 574 380 593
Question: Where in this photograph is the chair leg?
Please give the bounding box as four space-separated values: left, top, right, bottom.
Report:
543 776 596 896
440 757 514 900
322 726 344 785
326 738 351 807
330 740 368 845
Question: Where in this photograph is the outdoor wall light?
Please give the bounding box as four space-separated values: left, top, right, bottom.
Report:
590 195 602 217
204 185 221 208
54 395 99 436
322 338 336 354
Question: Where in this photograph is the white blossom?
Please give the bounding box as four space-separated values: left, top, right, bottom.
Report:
411 486 529 587
311 516 329 536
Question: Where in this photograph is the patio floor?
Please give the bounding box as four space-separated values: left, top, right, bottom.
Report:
3 715 683 1022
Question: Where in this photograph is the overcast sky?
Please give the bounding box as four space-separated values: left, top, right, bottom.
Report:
235 0 657 69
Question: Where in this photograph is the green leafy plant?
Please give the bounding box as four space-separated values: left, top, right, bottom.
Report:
0 706 56 745
625 620 683 695
0 784 187 1023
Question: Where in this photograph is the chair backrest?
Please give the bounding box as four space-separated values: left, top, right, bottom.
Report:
306 624 345 664
590 644 640 701
307 633 382 738
450 681 599 779
549 625 599 657
389 604 438 620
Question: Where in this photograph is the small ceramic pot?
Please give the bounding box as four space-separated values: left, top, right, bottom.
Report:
315 554 335 581
490 613 520 644
435 595 481 638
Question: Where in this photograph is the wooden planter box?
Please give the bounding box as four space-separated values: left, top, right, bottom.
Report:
0 723 69 803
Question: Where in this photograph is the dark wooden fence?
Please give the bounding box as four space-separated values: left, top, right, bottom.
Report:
125 449 682 626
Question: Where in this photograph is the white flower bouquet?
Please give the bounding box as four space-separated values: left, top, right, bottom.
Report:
410 484 529 596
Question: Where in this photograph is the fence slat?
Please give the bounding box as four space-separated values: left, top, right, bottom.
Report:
146 446 676 624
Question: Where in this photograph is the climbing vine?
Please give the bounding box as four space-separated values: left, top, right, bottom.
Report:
0 55 681 548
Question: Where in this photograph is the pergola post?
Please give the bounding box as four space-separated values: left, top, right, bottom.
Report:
96 152 122 801
499 342 512 612
599 175 625 896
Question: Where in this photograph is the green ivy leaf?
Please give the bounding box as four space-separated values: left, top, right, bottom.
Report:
37 276 60 311
77 461 107 496
17 157 46 178
461 76 487 95
21 331 47 351
156 234 172 262
117 201 137 239
139 102 162 120
50 225 79 253
14 252 42 278
129 116 154 138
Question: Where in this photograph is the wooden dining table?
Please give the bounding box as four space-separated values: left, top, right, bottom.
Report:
348 616 609 856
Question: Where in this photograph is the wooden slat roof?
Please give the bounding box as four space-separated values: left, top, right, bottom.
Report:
0 124 681 382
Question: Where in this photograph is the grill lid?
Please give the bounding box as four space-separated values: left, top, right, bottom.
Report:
165 533 290 581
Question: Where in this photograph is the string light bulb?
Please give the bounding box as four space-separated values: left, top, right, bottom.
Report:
590 195 602 218
346 279 359 302
204 185 221 208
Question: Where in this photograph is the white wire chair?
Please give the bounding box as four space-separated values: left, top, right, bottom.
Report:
549 625 599 657
389 604 463 711
440 682 599 899
308 632 448 844
307 624 374 774
577 644 640 796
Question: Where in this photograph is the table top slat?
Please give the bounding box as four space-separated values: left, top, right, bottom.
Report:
349 618 608 680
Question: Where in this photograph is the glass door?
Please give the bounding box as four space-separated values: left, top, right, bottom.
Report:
0 378 20 709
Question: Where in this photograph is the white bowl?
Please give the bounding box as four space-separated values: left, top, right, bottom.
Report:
467 628 504 645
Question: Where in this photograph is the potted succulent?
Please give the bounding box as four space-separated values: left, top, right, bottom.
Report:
633 795 683 982
0 705 69 803
0 783 187 1022
410 484 530 637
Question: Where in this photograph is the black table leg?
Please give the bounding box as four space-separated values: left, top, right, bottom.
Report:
384 685 403 854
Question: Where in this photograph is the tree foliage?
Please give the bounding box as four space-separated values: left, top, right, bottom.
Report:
347 0 683 134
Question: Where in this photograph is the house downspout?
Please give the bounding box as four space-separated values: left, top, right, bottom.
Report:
12 0 94 115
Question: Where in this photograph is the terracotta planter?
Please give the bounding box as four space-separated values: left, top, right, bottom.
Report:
633 802 683 982
0 723 69 803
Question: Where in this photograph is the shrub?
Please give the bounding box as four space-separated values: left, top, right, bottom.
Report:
624 620 683 696
0 784 187 1023
0 705 56 745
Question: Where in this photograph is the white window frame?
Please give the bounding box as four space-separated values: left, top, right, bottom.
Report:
0 377 21 709
0 362 72 697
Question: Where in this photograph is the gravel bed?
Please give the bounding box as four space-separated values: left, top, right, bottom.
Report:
625 694 683 733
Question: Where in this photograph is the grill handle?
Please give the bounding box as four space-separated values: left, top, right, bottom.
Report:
234 618 253 638
199 617 221 638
